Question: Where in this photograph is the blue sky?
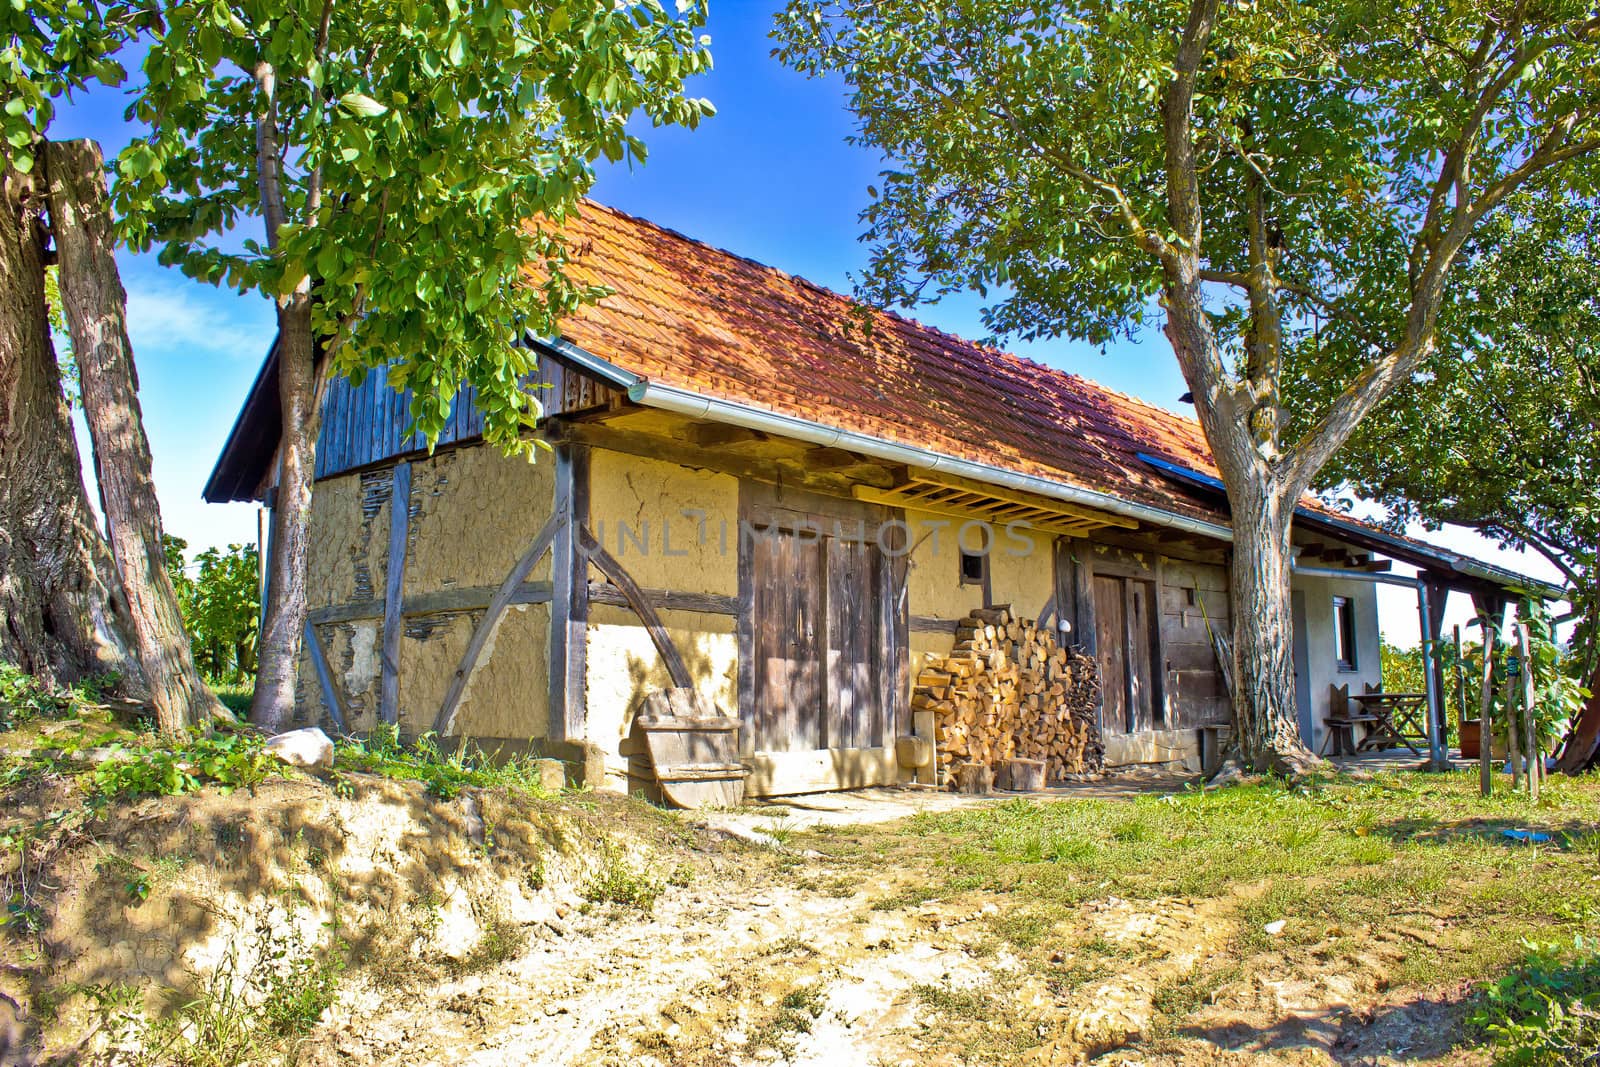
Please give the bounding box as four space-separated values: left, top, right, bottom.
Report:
48 2 1557 642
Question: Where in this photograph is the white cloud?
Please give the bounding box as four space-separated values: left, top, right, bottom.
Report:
122 275 272 364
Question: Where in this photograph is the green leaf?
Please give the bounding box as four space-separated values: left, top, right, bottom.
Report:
339 92 389 118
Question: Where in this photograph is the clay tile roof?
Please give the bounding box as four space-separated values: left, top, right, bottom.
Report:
553 200 1227 526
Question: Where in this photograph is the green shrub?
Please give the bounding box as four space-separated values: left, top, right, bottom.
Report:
164 536 260 685
582 842 663 910
334 725 558 799
0 661 114 731
1472 936 1600 1065
76 918 343 1067
84 731 275 800
453 894 528 975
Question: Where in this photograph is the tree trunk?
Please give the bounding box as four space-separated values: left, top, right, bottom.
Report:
1226 480 1320 774
44 139 226 735
0 159 140 688
1553 659 1600 773
249 285 318 733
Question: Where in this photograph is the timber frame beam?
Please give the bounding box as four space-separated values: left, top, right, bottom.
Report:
549 443 589 742
546 418 902 496
855 473 1139 539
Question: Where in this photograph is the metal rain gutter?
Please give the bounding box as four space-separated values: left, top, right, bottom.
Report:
625 378 1234 542
1140 450 1565 601
526 335 1232 540
1290 563 1423 589
532 335 1566 600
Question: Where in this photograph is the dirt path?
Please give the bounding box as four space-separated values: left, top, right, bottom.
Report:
309 851 1470 1067
7 773 1517 1066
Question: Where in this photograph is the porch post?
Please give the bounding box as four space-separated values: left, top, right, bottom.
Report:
549 441 590 743
1416 579 1448 770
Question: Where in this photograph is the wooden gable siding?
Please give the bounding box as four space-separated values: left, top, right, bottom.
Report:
314 355 618 480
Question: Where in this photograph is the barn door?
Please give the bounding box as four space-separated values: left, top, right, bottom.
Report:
1093 575 1129 733
1093 573 1160 733
749 519 887 753
751 530 826 751
827 535 882 749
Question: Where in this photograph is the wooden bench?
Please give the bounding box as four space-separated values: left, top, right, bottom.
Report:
1322 684 1380 756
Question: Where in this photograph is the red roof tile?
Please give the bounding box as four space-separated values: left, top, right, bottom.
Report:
554 201 1228 526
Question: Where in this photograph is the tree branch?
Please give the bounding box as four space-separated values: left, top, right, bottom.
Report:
253 62 287 249
1161 0 1220 259
1156 0 1245 476
982 103 1175 267
1286 116 1600 492
304 0 335 220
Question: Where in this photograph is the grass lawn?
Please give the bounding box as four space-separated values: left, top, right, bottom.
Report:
755 768 1600 1063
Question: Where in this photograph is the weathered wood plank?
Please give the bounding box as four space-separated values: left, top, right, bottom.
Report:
378 461 411 725
1163 640 1222 673
685 421 765 448
736 483 757 757
1478 621 1495 796
433 513 565 737
549 443 589 742
1071 539 1097 658
884 522 910 743
307 582 553 626
587 583 740 615
303 619 347 733
579 523 693 689
909 615 960 634
1095 575 1128 733
565 444 591 737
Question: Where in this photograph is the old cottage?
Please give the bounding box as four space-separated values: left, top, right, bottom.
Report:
205 202 1558 795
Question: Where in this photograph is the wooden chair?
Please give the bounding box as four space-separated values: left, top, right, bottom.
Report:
1322 683 1379 756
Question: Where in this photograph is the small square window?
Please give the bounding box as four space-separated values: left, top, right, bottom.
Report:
959 550 986 586
1333 595 1358 672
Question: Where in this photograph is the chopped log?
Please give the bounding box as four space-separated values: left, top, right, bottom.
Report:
918 607 1103 789
999 758 1045 792
953 761 993 795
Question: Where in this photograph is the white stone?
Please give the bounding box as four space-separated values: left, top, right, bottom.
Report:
265 727 335 770
1264 919 1287 936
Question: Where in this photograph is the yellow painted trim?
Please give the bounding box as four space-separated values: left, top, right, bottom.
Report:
855 479 1124 537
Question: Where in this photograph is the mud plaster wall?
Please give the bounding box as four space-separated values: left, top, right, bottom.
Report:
296 445 554 740
403 445 556 595
584 605 738 781
903 507 985 623
988 525 1056 621
586 450 739 596
296 467 399 728
582 453 740 782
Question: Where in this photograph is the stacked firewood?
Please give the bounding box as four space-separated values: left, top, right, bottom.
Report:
913 606 1103 786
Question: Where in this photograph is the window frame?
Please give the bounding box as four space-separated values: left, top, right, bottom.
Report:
958 548 987 587
1332 594 1358 673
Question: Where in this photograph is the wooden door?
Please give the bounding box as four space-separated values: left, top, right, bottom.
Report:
1126 580 1156 732
750 522 887 752
751 530 825 751
827 536 881 749
1093 573 1161 733
1094 575 1128 732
